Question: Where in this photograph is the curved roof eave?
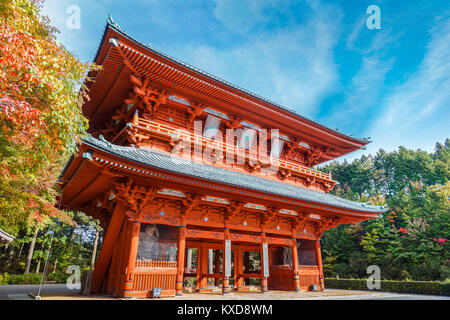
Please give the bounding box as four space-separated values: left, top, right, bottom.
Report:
80 135 386 218
91 18 370 149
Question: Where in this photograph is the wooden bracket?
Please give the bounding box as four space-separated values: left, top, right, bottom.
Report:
186 102 204 125
180 193 203 216
224 201 244 222
115 180 159 217
224 115 242 130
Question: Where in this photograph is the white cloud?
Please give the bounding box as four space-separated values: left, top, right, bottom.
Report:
366 18 450 154
321 23 397 134
161 0 342 118
213 0 291 33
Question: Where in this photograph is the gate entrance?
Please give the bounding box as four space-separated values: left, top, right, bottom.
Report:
183 241 268 293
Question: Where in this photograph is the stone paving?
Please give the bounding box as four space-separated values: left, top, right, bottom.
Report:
1 284 448 300
39 288 449 300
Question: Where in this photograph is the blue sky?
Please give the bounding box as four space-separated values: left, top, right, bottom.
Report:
41 0 450 162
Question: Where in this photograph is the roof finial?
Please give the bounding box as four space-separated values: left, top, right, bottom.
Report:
107 14 121 30
99 134 112 148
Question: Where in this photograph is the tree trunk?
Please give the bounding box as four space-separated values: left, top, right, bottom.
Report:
90 227 99 270
24 229 38 274
35 258 41 274
8 245 15 262
18 242 24 259
53 257 58 273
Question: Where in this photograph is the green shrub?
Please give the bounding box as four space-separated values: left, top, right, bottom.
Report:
0 273 9 285
47 272 70 283
0 272 69 285
325 278 450 296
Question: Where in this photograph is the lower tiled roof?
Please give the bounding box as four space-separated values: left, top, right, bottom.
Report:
83 135 385 214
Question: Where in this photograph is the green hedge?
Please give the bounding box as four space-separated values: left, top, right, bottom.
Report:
0 272 70 285
325 278 450 296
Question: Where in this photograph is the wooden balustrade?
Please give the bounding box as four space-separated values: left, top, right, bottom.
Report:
131 260 177 295
135 260 177 268
269 264 320 291
270 264 293 271
132 118 333 181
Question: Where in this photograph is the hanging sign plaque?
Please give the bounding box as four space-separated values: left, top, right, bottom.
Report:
225 240 231 277
262 242 269 277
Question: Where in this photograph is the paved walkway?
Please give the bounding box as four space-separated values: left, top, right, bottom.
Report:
0 284 79 300
0 285 448 300
167 289 450 300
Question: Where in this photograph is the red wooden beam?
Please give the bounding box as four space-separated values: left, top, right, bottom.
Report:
91 202 127 293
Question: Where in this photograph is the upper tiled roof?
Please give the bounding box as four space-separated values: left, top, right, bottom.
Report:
93 17 369 145
83 135 385 215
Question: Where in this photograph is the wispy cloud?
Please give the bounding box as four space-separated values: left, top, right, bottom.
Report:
367 17 450 153
160 0 342 117
40 0 449 158
321 22 397 135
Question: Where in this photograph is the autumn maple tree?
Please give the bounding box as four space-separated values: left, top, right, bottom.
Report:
0 0 96 234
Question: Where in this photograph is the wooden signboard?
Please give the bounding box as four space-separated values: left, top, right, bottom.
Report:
224 240 231 277
262 243 269 277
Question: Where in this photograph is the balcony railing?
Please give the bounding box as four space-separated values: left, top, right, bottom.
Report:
129 117 334 182
133 260 177 293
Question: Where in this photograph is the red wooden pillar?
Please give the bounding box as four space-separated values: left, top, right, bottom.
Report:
117 220 132 296
122 220 141 298
291 237 300 292
234 248 244 291
107 220 127 295
314 239 325 290
260 232 268 293
199 245 208 291
243 251 250 286
195 246 202 291
91 202 127 293
222 227 231 294
176 221 186 296
214 250 221 286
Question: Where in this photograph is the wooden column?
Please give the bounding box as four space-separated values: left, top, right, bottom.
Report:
233 248 238 291
175 220 186 296
106 229 120 294
291 237 300 292
222 227 231 294
107 220 127 294
214 250 221 286
199 245 208 291
195 246 202 291
91 202 127 293
122 220 141 298
243 251 250 286
260 232 268 293
315 239 325 290
234 248 244 291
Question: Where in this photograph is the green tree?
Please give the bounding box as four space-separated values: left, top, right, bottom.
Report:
320 140 449 281
0 0 97 235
